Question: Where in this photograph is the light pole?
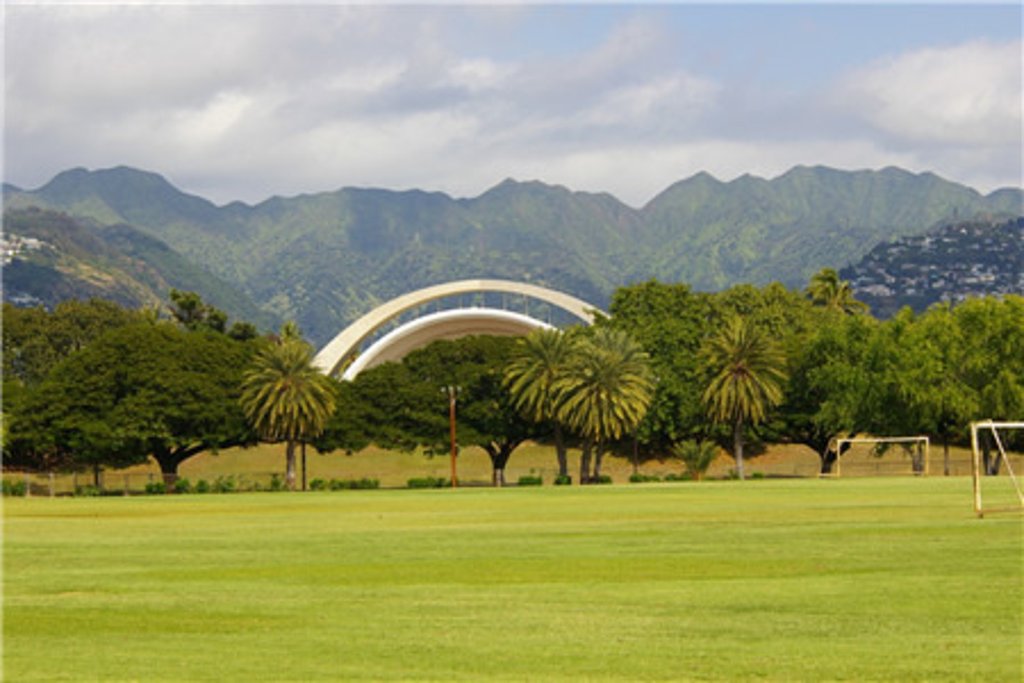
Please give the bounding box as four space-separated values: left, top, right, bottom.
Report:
443 385 460 488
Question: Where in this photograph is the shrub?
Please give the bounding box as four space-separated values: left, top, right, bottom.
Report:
2 479 27 497
173 478 192 494
75 485 102 497
407 476 449 489
212 475 236 493
629 473 661 483
517 474 543 486
194 479 210 494
592 474 613 485
751 472 766 480
674 439 719 482
554 474 572 486
144 481 166 495
268 474 286 492
663 472 693 482
309 478 327 491
329 477 380 490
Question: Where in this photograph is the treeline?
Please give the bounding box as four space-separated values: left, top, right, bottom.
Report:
3 273 1022 487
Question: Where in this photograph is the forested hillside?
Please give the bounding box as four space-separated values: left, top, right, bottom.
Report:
5 165 1020 344
1 208 275 329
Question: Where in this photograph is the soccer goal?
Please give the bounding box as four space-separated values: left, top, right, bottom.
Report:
825 436 930 478
970 421 1024 518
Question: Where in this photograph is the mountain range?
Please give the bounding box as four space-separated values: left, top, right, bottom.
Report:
3 165 1021 345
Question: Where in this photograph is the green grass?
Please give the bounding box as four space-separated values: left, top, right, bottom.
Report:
4 479 1022 681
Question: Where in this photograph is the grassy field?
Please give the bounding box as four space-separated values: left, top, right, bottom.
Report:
4 478 1021 681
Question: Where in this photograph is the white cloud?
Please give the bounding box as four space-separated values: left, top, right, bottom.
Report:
837 40 1022 146
4 6 1021 206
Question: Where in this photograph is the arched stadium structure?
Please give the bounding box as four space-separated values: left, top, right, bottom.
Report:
312 279 599 380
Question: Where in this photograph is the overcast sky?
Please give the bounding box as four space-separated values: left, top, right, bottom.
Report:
4 2 1022 207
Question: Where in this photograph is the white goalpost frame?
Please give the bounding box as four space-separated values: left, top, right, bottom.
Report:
829 436 930 478
970 420 1024 518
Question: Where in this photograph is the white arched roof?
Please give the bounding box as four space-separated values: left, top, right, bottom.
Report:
341 308 551 380
313 278 599 377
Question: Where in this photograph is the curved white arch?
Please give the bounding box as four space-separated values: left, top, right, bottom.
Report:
314 279 599 376
342 308 551 380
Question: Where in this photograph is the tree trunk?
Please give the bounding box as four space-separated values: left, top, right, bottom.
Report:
554 424 568 478
492 468 505 487
301 442 307 491
819 448 837 475
580 439 592 484
93 463 102 489
153 455 179 491
592 441 605 481
733 418 745 480
943 436 950 477
285 440 297 490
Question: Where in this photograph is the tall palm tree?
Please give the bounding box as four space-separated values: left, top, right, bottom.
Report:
701 316 787 480
553 327 654 483
240 336 336 491
806 268 869 315
504 328 579 479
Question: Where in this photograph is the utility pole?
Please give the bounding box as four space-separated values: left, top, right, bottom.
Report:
443 385 460 488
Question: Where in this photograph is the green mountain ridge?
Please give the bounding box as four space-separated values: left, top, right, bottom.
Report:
2 208 277 329
4 165 1021 345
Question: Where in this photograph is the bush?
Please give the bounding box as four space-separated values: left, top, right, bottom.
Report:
2 479 28 497
173 478 192 494
663 472 693 482
517 474 543 486
751 472 766 480
407 476 449 489
194 479 210 494
329 477 380 490
629 473 661 483
268 474 286 492
592 474 613 485
554 474 572 486
212 475 236 494
309 478 327 491
75 485 102 497
144 481 166 495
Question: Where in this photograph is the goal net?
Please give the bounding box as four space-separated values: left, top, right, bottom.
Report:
970 421 1024 517
825 436 930 478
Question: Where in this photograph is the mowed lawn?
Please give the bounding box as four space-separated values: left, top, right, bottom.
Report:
4 479 1021 681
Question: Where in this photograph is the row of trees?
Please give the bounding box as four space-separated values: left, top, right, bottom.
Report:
3 274 1022 487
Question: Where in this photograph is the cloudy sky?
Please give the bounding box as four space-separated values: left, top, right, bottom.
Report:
4 2 1022 207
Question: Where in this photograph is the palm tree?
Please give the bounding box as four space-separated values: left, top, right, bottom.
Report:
553 327 654 483
504 328 579 480
701 316 787 480
240 335 336 491
806 268 869 315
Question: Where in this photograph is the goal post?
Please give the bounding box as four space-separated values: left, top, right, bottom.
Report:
970 421 1024 518
827 436 930 478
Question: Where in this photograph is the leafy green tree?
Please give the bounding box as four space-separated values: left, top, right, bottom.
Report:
405 336 537 487
806 267 869 315
4 322 255 483
169 288 228 333
603 281 713 457
240 332 336 490
673 439 719 481
897 304 977 474
2 299 143 386
554 327 655 482
783 312 878 473
701 316 787 479
504 327 580 479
